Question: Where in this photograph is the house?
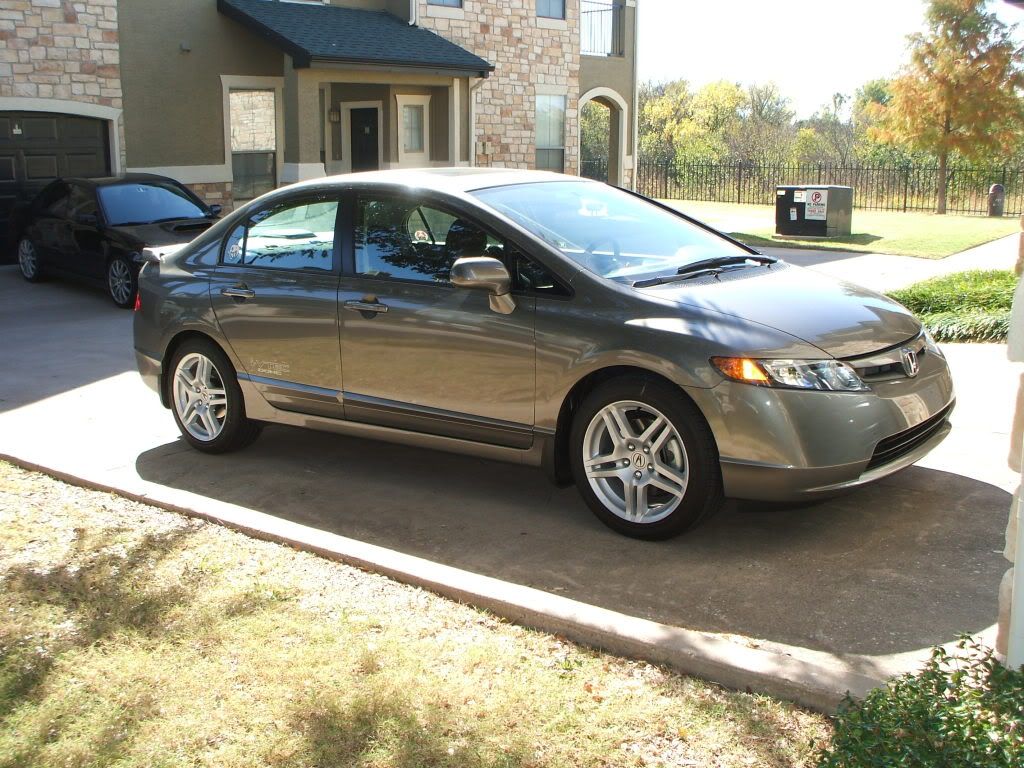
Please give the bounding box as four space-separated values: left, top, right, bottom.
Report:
0 0 638 246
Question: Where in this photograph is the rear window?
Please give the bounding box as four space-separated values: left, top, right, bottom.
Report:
98 182 209 226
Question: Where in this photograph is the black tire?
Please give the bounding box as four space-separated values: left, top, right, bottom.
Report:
167 338 262 454
106 255 138 308
17 237 44 282
569 375 723 540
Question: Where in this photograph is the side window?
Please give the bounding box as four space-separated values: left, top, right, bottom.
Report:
37 183 70 218
222 197 338 272
355 196 490 283
67 185 98 220
509 248 570 297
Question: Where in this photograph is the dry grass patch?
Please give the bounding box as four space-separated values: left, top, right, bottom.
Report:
0 461 830 767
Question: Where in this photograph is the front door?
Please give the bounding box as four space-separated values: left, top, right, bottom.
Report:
349 108 379 172
209 193 344 419
338 193 537 448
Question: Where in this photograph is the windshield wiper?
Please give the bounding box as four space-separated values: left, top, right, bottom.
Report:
633 254 777 288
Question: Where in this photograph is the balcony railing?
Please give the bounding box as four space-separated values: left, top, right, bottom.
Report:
581 0 625 57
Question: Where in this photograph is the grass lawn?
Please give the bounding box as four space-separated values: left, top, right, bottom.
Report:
888 270 1016 342
662 200 1019 260
0 462 830 768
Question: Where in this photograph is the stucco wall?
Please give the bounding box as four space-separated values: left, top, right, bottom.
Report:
118 0 282 169
0 0 124 166
416 0 581 174
579 2 636 151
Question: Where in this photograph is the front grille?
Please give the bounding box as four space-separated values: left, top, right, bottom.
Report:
866 403 954 470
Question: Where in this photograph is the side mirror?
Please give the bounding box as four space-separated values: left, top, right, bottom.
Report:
209 204 223 217
451 256 516 315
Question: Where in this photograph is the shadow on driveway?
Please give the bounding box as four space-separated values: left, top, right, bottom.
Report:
0 267 134 412
135 423 1008 658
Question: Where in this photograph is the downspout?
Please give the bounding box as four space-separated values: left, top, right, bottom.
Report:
409 0 417 25
469 76 485 167
630 0 639 191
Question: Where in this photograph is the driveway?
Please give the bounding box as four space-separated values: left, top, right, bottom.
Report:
0 264 1016 691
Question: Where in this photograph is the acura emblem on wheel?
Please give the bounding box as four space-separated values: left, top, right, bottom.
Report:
901 347 920 378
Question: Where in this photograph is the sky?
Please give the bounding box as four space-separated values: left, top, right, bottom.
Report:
636 0 1024 119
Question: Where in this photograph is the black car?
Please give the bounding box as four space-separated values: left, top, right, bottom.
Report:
15 174 221 307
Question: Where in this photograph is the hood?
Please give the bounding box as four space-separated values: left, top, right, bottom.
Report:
636 263 921 358
108 218 217 248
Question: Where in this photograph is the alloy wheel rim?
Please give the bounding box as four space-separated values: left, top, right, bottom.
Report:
172 353 228 441
583 400 689 524
108 259 132 305
18 239 37 278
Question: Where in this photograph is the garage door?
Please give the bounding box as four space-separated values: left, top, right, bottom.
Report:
0 112 110 260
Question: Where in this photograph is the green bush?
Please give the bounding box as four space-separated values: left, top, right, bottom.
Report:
888 270 1017 342
818 637 1024 768
918 309 1011 343
889 270 1016 314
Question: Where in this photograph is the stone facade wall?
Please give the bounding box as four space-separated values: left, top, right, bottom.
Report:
229 89 276 153
188 181 234 214
416 0 580 174
0 0 123 165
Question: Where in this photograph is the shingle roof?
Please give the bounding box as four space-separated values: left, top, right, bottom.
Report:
217 0 493 75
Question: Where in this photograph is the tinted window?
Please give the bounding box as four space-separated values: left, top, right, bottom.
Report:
223 198 338 272
36 182 70 218
98 182 209 226
473 181 750 284
355 196 498 284
67 185 98 220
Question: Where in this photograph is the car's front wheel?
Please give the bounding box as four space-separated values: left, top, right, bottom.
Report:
107 256 137 308
570 376 723 540
168 339 261 453
18 237 43 282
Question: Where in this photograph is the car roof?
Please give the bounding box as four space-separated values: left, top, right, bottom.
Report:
287 168 595 195
57 173 183 188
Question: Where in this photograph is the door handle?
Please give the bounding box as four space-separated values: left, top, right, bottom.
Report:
344 300 388 314
221 285 255 300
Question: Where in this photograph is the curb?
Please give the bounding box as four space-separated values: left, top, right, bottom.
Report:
2 452 887 713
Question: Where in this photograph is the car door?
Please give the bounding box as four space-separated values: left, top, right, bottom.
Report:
64 183 105 278
337 192 537 448
208 192 344 419
28 181 71 268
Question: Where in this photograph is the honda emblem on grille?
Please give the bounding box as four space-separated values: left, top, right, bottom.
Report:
900 347 920 378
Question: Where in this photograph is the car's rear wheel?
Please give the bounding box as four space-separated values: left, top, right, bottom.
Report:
168 339 261 453
107 256 136 308
18 238 43 282
570 376 723 539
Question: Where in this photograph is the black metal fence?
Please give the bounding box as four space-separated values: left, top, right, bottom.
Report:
635 159 1024 216
581 158 608 182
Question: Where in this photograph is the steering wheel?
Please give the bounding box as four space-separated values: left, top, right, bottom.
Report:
582 237 623 276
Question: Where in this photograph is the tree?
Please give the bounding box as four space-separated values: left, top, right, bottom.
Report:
580 100 610 169
871 0 1024 213
726 83 796 166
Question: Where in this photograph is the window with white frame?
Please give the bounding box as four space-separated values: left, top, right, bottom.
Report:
536 94 566 173
428 0 462 6
396 94 431 166
537 0 566 19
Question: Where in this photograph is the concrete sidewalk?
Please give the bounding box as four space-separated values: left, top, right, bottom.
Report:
761 233 1019 293
0 266 1016 712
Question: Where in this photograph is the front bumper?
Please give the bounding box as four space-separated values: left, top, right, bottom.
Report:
688 348 955 502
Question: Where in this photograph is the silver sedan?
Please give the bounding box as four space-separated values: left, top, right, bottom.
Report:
133 169 954 539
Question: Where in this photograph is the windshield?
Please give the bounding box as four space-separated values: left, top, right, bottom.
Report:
472 181 750 283
98 182 209 226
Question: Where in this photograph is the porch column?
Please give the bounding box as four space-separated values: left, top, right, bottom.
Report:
281 57 326 184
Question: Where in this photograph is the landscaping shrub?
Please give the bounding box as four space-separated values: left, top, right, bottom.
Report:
817 637 1024 768
888 270 1017 342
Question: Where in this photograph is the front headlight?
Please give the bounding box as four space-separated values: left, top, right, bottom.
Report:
711 356 869 392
